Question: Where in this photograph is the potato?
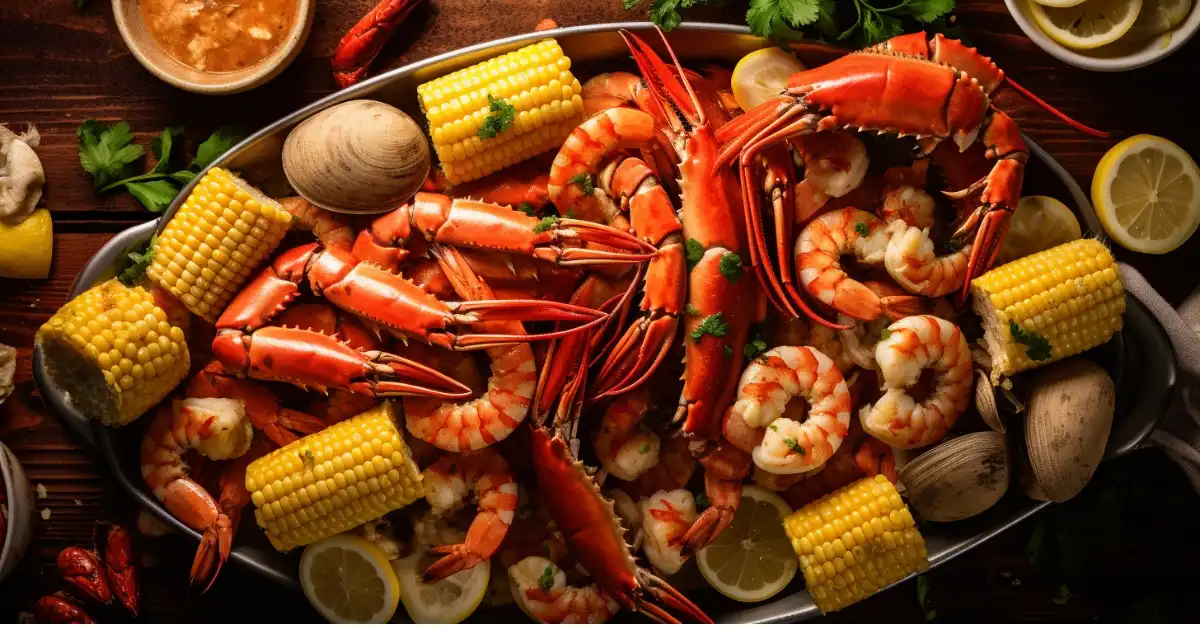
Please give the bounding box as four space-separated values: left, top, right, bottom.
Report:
1024 359 1115 502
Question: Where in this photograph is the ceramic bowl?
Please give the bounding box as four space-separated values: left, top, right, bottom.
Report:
111 0 315 94
0 441 35 582
1005 0 1200 71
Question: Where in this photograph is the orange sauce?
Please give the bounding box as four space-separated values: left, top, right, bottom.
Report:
140 0 299 73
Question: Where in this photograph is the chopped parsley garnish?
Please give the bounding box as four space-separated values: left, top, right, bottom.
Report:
723 343 734 359
880 328 893 341
685 303 702 317
640 444 651 454
744 338 768 359
1010 321 1052 361
719 251 743 282
516 202 537 216
685 238 705 270
690 312 729 342
854 221 871 237
539 565 554 591
783 437 806 455
118 234 157 287
566 172 595 196
477 94 516 139
533 216 560 234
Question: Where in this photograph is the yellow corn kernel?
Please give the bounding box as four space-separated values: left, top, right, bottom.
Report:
245 402 423 551
37 279 190 427
147 167 292 322
417 39 586 185
971 239 1125 384
784 476 928 614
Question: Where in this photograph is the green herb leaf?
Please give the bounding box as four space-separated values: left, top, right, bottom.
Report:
723 343 734 359
854 221 870 237
78 120 144 190
695 493 711 510
517 202 537 216
534 216 561 234
744 338 768 359
917 574 936 620
125 179 182 213
149 126 184 175
566 172 595 196
623 0 641 9
649 0 685 31
719 251 743 282
880 328 893 341
685 238 705 270
478 95 517 139
539 565 555 591
690 312 729 342
171 170 197 184
769 423 779 432
899 0 956 23
117 234 158 287
783 436 806 455
1010 321 1052 362
191 127 246 170
747 0 815 40
685 303 702 317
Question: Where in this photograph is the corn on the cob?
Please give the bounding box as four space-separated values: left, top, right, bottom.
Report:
37 279 190 427
418 38 585 185
246 402 423 552
147 167 293 322
783 475 928 614
971 238 1125 385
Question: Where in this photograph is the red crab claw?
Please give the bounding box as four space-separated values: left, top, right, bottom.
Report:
331 0 427 88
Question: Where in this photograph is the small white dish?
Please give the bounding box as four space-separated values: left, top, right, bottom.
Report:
0 441 35 582
111 0 316 94
1005 0 1200 71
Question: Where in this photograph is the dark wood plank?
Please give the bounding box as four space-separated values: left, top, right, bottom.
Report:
2 0 1199 622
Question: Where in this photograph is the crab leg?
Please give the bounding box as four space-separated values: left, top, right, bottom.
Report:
331 0 427 88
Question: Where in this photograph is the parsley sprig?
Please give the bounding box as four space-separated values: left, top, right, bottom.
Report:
77 122 245 213
478 95 516 139
1010 321 1052 362
117 234 157 287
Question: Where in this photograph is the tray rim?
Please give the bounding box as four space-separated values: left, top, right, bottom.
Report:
31 21 1178 621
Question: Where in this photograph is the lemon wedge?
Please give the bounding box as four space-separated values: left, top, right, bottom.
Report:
1027 0 1144 49
300 534 401 624
1127 0 1193 40
0 208 52 279
996 196 1083 264
1092 134 1200 254
696 485 797 603
731 47 806 111
391 547 489 623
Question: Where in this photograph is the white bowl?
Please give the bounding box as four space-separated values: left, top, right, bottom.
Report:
1005 0 1200 71
0 441 35 582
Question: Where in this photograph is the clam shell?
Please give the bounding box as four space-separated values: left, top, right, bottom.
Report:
282 99 430 214
974 370 1005 434
1024 359 1115 503
898 431 1009 522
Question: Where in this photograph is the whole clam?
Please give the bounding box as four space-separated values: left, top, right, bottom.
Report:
282 99 430 214
1024 359 1115 502
899 431 1009 522
974 370 1005 434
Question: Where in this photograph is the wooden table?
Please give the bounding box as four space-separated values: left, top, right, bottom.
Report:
2 0 1199 622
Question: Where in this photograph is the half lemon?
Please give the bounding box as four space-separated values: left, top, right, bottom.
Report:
1092 134 1200 254
1027 0 1144 49
696 485 798 603
300 533 401 624
1126 0 1193 40
391 547 489 623
996 195 1083 264
731 47 806 112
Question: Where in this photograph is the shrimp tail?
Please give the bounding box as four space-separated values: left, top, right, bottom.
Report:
880 294 929 318
189 511 233 592
681 476 741 556
423 545 486 583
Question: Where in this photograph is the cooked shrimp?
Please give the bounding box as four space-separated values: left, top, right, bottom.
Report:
752 466 807 492
581 72 652 117
730 346 852 474
722 403 765 454
837 280 929 370
789 131 869 223
510 556 620 624
279 196 354 250
548 107 656 223
780 435 896 509
884 221 972 298
605 487 644 548
640 489 699 575
879 161 935 229
807 324 854 374
140 398 254 587
860 315 973 449
593 387 660 481
419 448 519 582
795 207 920 321
618 431 697 501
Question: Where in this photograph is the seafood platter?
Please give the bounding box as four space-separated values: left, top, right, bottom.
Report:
30 22 1175 624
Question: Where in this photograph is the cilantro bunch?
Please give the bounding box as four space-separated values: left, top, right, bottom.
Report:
626 0 956 48
77 122 246 213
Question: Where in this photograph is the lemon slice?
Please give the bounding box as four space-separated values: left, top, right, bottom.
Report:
1027 0 1144 49
391 547 489 623
1126 0 1193 40
300 534 401 624
1092 134 1200 254
731 47 806 111
696 485 797 603
996 195 1083 264
1033 0 1089 6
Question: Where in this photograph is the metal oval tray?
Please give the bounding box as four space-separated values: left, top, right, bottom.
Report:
33 22 1177 622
